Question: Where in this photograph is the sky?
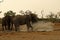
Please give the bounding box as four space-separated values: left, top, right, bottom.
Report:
0 0 60 18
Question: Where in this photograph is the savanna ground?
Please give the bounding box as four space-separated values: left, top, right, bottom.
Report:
0 23 60 40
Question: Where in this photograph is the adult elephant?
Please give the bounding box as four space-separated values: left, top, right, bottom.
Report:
2 15 12 31
12 14 38 31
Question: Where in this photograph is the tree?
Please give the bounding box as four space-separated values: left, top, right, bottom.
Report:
0 11 2 24
55 11 60 23
46 12 54 18
57 11 60 19
54 14 58 19
46 12 55 22
4 10 16 17
25 10 32 15
19 10 25 15
0 11 2 13
41 10 44 18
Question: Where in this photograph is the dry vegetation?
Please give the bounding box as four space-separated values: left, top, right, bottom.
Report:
0 23 60 40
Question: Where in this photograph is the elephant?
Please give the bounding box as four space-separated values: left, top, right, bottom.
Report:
2 15 12 31
12 14 38 31
2 13 38 31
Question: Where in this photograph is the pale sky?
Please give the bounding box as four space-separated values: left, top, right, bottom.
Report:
0 0 60 18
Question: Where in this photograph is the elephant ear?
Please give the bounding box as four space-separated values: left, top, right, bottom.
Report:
30 14 38 23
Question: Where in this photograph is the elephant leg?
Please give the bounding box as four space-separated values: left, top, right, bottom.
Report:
10 23 13 30
26 24 31 31
26 23 33 31
15 25 17 31
17 25 20 32
30 25 33 31
14 24 19 31
5 25 7 30
2 26 4 31
26 25 29 31
29 24 33 31
8 24 10 30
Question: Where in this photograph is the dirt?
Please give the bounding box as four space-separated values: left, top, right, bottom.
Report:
0 31 60 40
0 23 60 40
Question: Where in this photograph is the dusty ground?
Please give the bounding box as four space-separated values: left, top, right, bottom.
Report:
0 23 60 40
0 31 60 40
